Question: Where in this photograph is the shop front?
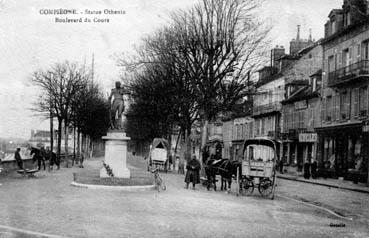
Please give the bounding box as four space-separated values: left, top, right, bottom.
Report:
316 123 368 181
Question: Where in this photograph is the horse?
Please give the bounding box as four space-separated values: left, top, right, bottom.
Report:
30 147 46 171
203 155 240 192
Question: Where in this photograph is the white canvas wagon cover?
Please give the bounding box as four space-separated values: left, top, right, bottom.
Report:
150 138 168 163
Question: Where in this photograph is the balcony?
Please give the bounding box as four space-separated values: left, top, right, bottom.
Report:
253 102 282 117
328 60 369 87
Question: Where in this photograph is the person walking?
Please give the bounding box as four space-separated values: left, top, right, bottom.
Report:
303 160 311 179
184 155 201 190
311 159 317 179
14 148 23 170
79 149 85 168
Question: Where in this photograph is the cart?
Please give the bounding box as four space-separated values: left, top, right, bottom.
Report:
237 138 277 199
147 138 169 172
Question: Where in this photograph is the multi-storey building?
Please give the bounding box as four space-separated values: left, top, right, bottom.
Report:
280 42 323 172
317 0 369 181
281 70 322 172
253 28 316 160
231 116 254 161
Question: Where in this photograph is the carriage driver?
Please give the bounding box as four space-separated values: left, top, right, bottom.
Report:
109 81 130 130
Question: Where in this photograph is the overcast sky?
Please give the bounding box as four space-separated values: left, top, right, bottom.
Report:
0 0 342 139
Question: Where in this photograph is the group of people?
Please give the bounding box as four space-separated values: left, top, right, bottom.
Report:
303 160 318 179
14 146 86 171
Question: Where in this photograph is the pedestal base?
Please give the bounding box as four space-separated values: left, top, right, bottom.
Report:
100 131 131 178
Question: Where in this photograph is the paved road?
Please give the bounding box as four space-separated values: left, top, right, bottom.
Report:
0 157 368 238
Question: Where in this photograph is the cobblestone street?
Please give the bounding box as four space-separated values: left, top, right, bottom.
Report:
0 156 368 238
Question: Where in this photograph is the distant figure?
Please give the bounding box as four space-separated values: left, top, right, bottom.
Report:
46 147 57 170
14 148 23 170
279 158 284 174
167 154 173 171
303 161 311 179
108 81 130 130
79 149 85 168
184 156 201 189
311 159 317 179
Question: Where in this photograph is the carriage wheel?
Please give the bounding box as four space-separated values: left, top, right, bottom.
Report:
240 177 254 196
258 178 273 196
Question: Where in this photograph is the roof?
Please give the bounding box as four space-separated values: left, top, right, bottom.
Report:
242 138 277 153
281 86 320 104
32 130 50 138
328 9 343 18
151 138 168 150
310 69 322 77
322 17 369 45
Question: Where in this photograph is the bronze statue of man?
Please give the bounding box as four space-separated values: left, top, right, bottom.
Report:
109 81 130 130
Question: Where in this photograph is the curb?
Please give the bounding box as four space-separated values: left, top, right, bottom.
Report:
277 175 369 194
70 181 156 191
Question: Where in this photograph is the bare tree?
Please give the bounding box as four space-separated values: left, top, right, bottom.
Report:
170 0 269 153
31 61 89 167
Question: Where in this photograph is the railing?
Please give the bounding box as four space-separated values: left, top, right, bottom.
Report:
253 102 282 116
328 60 369 86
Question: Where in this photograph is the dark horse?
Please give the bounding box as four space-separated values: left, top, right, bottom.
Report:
203 155 240 192
30 147 46 171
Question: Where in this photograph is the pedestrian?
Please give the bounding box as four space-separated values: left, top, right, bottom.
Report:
168 154 173 171
303 161 311 179
14 148 23 170
79 149 85 168
311 159 317 179
184 155 201 190
279 157 284 174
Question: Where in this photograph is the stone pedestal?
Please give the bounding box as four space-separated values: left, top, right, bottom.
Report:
100 131 131 178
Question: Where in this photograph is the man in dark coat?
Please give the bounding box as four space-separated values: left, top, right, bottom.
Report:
184 155 201 189
303 161 311 179
14 148 23 170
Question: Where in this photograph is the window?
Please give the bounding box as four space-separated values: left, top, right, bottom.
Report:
328 55 335 72
357 44 361 61
352 88 359 117
331 20 336 34
340 91 349 120
327 96 333 121
362 40 369 60
359 87 368 116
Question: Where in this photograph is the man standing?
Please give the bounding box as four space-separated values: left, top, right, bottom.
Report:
184 155 201 189
108 81 130 130
14 148 23 170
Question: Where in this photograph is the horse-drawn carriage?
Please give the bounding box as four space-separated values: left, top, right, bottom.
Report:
237 138 277 199
147 138 169 171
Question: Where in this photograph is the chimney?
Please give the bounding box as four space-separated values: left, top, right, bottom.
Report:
297 25 301 41
309 28 312 42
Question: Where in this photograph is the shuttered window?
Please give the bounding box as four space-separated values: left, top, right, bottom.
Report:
352 88 359 117
359 87 368 116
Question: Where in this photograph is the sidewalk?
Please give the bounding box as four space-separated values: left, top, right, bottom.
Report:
277 173 369 194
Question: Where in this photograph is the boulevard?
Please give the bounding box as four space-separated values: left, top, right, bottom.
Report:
0 156 368 238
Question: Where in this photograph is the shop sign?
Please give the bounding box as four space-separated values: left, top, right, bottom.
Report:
299 133 317 142
362 120 369 132
294 100 307 110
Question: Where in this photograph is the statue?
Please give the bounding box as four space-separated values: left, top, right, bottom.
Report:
108 81 130 130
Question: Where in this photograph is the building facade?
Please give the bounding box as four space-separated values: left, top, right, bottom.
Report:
317 0 369 181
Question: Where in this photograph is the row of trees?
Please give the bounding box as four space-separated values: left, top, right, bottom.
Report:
121 0 269 172
31 61 110 167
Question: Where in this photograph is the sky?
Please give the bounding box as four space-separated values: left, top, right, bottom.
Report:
0 0 343 139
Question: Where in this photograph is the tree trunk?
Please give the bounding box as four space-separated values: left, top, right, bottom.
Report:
50 112 54 153
57 118 63 167
72 124 76 166
64 121 69 168
77 127 81 165
174 130 181 173
167 125 172 171
200 118 209 176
